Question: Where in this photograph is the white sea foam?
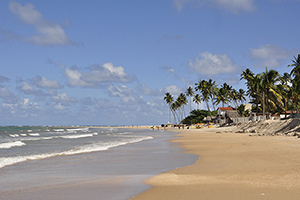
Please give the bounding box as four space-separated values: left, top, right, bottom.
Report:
20 134 27 137
27 130 33 132
0 136 153 169
60 134 94 139
54 129 65 132
28 133 40 137
66 128 89 133
0 141 26 149
9 134 20 138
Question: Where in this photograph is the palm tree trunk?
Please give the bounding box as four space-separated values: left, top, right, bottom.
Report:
206 101 212 121
285 99 287 119
263 91 265 117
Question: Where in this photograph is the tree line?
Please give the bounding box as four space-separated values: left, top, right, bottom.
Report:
164 54 300 124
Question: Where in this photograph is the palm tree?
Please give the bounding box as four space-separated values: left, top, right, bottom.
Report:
261 67 283 114
241 69 263 114
290 78 300 117
171 102 180 124
288 54 300 77
193 94 201 110
215 83 230 108
229 88 239 110
186 86 194 114
288 54 300 117
177 93 188 121
237 89 246 105
207 79 218 111
279 73 291 118
164 93 174 123
195 79 212 120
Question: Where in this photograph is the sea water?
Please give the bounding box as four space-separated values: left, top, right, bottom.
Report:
0 126 197 200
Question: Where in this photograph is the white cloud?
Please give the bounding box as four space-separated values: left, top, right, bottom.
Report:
108 84 136 104
9 2 75 46
188 51 240 76
173 0 256 13
162 85 183 94
52 92 78 105
65 67 93 87
53 103 65 110
211 0 256 13
0 86 18 104
135 83 162 96
250 44 295 68
160 65 175 73
65 63 134 87
1 98 42 116
32 76 62 89
0 75 9 83
173 0 191 11
18 81 35 94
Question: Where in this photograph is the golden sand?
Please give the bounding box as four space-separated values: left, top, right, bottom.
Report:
132 128 300 200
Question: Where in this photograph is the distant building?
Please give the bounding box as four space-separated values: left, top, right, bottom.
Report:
217 107 233 117
280 111 297 119
244 104 252 112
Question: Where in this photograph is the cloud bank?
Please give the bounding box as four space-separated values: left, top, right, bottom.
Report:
65 62 134 87
173 0 256 13
188 51 240 77
250 44 296 68
8 2 75 46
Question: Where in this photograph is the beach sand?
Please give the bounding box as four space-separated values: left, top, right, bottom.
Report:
132 127 300 200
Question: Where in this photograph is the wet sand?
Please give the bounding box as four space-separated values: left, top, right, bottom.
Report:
132 128 300 200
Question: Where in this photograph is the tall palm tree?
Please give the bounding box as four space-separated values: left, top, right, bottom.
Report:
279 73 291 118
164 93 174 123
237 89 246 105
288 54 300 77
195 79 212 120
177 93 188 121
241 69 263 114
290 78 300 117
261 67 283 113
215 83 230 108
193 94 201 110
229 88 239 110
171 101 180 124
186 86 194 114
207 79 218 111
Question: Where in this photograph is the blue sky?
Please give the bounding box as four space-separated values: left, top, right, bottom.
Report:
0 0 300 126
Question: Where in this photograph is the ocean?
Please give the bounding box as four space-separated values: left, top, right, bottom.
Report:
0 126 197 200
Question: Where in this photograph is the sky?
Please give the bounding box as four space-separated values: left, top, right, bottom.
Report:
0 0 300 126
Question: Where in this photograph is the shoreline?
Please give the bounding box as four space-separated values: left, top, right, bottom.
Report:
131 127 300 200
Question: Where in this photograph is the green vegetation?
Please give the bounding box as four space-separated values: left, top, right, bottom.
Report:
181 109 217 125
164 54 300 124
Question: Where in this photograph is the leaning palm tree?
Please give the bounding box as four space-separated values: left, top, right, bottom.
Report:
215 87 228 109
164 93 174 123
193 94 201 110
195 79 212 120
237 88 246 105
177 93 188 121
261 67 283 113
279 73 291 118
229 88 239 110
290 78 300 117
288 54 300 78
207 79 218 112
241 69 263 114
186 86 194 114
